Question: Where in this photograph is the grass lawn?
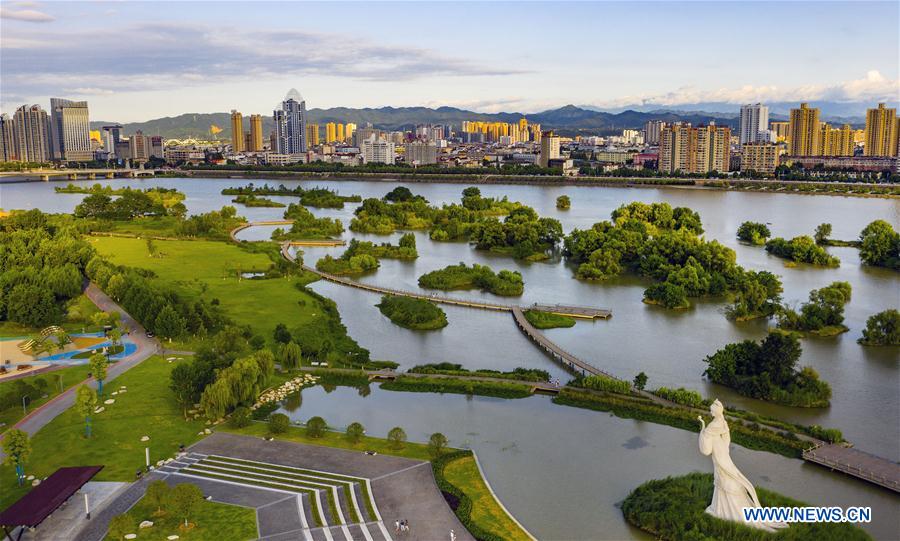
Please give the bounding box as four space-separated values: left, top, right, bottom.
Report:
103 491 257 541
0 364 93 435
89 237 324 344
221 422 435 462
523 310 576 329
442 455 532 541
0 355 208 511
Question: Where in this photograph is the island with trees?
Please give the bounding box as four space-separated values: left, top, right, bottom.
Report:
765 235 840 267
777 281 852 337
315 235 417 275
858 219 900 270
556 195 571 210
222 183 362 208
418 263 524 296
703 331 832 407
736 221 770 245
858 309 899 346
231 194 286 207
376 295 448 330
271 203 344 239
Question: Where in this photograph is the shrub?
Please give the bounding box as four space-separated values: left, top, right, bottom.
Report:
306 416 327 438
268 413 290 434
229 406 251 428
345 421 365 443
653 387 704 408
579 375 632 395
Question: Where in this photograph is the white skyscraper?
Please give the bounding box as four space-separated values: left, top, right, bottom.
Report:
739 103 769 145
274 88 308 155
50 98 92 161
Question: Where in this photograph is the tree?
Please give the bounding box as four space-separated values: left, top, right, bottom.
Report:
145 479 172 515
171 483 204 528
387 427 407 450
399 232 416 249
345 422 365 444
273 323 292 344
230 406 251 428
556 195 571 210
858 220 900 268
170 361 213 418
279 341 302 371
814 223 832 244
2 429 31 486
306 416 327 438
155 304 186 340
107 514 135 540
736 221 771 245
859 309 900 346
6 284 59 327
89 353 108 396
428 432 448 457
269 413 290 434
633 372 648 391
76 385 98 438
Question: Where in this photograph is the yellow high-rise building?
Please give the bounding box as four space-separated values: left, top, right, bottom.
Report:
788 103 820 156
770 121 790 143
820 124 854 156
345 123 356 142
325 122 337 143
864 103 898 156
230 110 244 152
336 123 345 143
249 114 263 151
306 124 320 146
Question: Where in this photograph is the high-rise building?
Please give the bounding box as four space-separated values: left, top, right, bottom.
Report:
864 103 898 157
49 98 92 161
788 103 820 156
644 120 666 145
102 125 123 159
360 135 395 164
336 123 345 143
325 122 337 143
354 126 379 147
741 143 779 176
130 130 151 162
406 141 438 165
739 103 769 144
770 121 790 142
306 124 320 146
273 88 307 154
150 135 165 159
230 110 244 152
345 123 356 143
820 124 854 156
659 124 731 173
539 131 560 168
13 104 52 162
249 114 264 151
0 114 17 161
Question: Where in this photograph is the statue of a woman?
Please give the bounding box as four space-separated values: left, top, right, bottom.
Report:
698 399 787 531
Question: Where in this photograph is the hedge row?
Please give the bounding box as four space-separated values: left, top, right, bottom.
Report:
380 376 533 399
431 450 506 541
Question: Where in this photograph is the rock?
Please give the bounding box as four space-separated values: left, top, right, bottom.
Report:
167 536 180 540
104 399 115 405
125 535 137 540
31 479 40 487
156 460 165 467
203 428 211 435
26 475 34 481
140 435 150 442
165 458 174 464
111 391 118 396
94 407 105 414
197 431 205 435
139 520 154 528
120 386 127 389
118 389 127 393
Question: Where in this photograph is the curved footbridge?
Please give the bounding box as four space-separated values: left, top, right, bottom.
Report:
279 242 618 380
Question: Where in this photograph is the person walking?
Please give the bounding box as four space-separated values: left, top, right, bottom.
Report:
394 520 400 533
450 529 456 541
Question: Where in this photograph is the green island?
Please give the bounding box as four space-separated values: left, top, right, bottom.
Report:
523 310 576 329
556 195 571 210
858 309 899 346
230 194 285 207
57 183 185 207
857 219 900 270
736 221 771 245
376 295 448 330
271 203 345 240
565 202 783 319
315 234 417 275
704 331 832 407
418 263 524 296
221 183 362 208
765 235 840 266
777 281 852 337
621 473 870 541
408 362 550 381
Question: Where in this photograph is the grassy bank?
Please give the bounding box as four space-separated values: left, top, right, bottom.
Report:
380 375 533 398
0 364 93 434
104 493 257 541
621 472 870 540
523 310 576 329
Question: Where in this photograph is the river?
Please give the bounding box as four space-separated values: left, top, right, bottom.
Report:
2 177 897 539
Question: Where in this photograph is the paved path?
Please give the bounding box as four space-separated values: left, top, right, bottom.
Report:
0 283 159 457
803 443 900 493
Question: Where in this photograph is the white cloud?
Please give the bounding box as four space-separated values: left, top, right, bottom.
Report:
589 71 899 108
0 6 54 22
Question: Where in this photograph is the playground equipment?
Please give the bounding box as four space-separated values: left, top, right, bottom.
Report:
17 326 67 354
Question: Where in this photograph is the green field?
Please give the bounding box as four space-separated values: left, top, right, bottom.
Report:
104 492 257 541
90 237 324 344
0 364 93 434
0 355 207 511
443 455 532 541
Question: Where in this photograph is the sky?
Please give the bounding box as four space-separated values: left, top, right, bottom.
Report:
1 1 899 122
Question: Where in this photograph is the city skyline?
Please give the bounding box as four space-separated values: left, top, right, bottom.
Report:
2 1 899 122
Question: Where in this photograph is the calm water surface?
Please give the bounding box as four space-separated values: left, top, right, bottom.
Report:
2 178 898 539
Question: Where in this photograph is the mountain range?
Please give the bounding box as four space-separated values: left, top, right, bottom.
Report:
90 103 871 141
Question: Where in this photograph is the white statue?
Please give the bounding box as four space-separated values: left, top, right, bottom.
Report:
698 399 787 531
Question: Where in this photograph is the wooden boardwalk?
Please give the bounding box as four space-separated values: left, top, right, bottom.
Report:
803 444 900 493
531 303 611 319
511 307 621 380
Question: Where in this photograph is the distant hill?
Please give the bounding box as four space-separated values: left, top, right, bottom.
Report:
91 105 742 140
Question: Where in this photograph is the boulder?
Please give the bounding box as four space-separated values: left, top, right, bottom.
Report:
156 460 165 467
140 435 150 442
139 520 154 528
94 407 105 414
203 428 212 435
125 535 137 540
111 391 119 396
31 479 40 487
167 536 180 540
104 399 115 405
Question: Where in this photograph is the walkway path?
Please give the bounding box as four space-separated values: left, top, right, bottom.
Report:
803 444 900 493
0 284 159 457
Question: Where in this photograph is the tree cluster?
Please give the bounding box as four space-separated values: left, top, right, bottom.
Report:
376 295 448 330
858 309 899 346
858 219 900 270
736 221 771 245
765 235 840 267
199 349 274 420
418 262 524 296
777 281 852 334
704 332 832 407
468 206 563 260
272 204 344 239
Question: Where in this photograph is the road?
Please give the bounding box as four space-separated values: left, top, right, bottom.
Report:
0 283 159 458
